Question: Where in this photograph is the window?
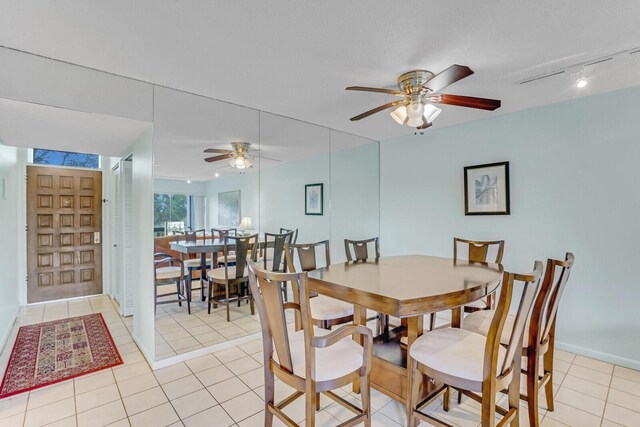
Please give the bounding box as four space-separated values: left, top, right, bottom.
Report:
32 148 100 168
154 193 206 235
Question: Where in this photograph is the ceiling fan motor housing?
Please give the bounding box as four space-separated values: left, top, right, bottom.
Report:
397 70 435 94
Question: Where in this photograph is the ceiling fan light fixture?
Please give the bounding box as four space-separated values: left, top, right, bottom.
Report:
423 104 442 123
406 101 425 121
390 105 408 125
406 116 423 127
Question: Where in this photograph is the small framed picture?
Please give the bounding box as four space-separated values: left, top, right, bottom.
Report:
464 161 510 215
305 183 323 215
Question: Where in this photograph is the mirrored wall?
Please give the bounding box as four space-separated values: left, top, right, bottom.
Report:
152 88 378 360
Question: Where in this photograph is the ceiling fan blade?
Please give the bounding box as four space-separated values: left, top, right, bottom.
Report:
350 100 406 121
204 148 232 154
346 86 405 96
425 65 474 93
417 120 433 130
204 154 231 163
431 94 501 111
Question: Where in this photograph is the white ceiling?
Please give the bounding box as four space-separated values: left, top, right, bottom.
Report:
0 98 151 157
0 1 639 142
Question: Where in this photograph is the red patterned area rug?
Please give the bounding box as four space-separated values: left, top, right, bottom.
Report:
0 313 123 398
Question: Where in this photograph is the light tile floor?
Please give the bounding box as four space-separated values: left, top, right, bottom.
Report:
0 295 639 426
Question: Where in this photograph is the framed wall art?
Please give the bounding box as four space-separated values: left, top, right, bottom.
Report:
305 183 323 215
464 161 510 215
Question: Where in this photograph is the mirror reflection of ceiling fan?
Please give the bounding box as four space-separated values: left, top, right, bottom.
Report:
203 142 280 170
346 64 501 130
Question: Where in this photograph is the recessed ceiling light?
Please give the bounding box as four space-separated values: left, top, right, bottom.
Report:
215 172 219 177
576 77 588 88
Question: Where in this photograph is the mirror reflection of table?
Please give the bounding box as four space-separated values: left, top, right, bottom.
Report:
307 255 503 403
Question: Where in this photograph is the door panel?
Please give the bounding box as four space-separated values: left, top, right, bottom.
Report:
27 166 103 303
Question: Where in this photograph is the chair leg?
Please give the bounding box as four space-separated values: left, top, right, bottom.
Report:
176 280 182 306
315 392 321 411
443 385 450 412
207 281 213 314
543 347 555 412
523 347 540 427
481 381 496 427
429 313 436 331
360 375 372 427
249 291 255 316
185 277 191 315
225 282 231 322
306 382 317 427
264 364 275 427
407 357 421 427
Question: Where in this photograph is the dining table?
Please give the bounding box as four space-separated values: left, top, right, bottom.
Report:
307 254 503 403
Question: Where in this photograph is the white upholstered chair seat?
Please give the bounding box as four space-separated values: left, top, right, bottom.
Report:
465 297 489 309
310 296 354 320
463 310 530 347
156 266 188 280
410 328 507 385
275 326 364 382
217 254 236 264
183 258 212 268
207 266 248 282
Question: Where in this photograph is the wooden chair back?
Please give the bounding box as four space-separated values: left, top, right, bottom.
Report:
530 253 575 349
263 230 295 271
454 237 505 264
488 261 543 379
285 240 330 273
184 229 206 243
222 234 258 279
212 227 237 238
344 237 380 262
247 260 314 375
280 228 299 244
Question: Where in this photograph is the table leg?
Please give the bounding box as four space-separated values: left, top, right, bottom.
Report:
406 315 424 347
451 307 462 328
200 252 207 302
352 305 367 394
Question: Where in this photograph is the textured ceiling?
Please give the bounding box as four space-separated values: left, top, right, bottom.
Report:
0 1 639 142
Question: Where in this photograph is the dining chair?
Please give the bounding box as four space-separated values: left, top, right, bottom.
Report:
206 233 258 321
280 227 299 244
154 253 191 314
285 240 354 329
212 228 237 266
180 229 211 297
344 237 388 335
247 260 373 427
428 238 506 331
262 230 295 300
407 261 543 427
462 253 575 426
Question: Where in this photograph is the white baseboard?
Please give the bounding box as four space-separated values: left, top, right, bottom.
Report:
555 340 640 371
152 332 262 370
0 305 20 355
132 333 155 367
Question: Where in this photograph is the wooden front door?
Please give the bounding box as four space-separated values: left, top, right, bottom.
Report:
27 166 103 303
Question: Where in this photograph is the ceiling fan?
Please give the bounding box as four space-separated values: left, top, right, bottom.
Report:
346 65 501 130
203 142 280 170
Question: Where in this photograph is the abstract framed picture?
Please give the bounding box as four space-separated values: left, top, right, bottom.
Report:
305 183 323 215
464 161 510 215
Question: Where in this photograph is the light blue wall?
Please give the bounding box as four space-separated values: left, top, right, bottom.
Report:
380 86 640 369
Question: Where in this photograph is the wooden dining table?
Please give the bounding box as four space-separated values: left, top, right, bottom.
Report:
307 255 503 403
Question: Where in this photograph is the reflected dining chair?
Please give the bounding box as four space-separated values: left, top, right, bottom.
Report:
463 253 575 426
181 229 211 299
262 230 295 300
247 260 373 427
206 234 258 321
285 240 354 329
280 227 299 244
344 237 388 335
407 261 543 427
154 253 191 314
212 228 237 266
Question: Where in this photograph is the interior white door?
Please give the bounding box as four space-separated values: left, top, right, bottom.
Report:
111 163 122 305
121 157 134 316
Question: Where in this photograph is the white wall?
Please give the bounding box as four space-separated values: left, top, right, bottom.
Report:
154 178 207 195
380 86 640 369
130 129 156 362
0 143 24 349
